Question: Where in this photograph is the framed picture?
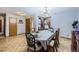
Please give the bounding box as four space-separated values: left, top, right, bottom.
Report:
19 20 23 24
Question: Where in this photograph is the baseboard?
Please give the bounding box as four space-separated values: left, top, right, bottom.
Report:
5 33 25 37
17 33 25 35
60 36 71 40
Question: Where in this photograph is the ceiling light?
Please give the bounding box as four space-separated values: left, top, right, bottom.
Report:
16 12 26 16
39 7 51 17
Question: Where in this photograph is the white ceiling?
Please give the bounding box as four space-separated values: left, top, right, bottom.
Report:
0 7 78 16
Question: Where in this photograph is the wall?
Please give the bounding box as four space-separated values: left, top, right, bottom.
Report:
5 7 78 38
32 8 77 38
76 8 79 21
51 9 77 38
6 13 26 36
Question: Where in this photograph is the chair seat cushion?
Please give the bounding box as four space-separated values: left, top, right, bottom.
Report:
49 40 54 47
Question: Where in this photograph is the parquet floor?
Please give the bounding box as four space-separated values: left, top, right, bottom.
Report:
58 38 71 52
0 34 71 52
0 34 27 52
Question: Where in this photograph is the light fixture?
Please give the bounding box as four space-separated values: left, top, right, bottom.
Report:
16 12 26 16
39 7 51 18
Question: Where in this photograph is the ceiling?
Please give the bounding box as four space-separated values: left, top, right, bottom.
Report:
0 7 78 16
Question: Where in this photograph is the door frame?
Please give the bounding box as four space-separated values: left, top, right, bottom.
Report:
9 17 17 36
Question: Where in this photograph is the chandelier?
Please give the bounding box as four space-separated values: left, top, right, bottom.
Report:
40 7 50 17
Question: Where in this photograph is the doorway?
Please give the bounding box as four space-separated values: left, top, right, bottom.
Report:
0 19 2 32
0 16 4 36
9 17 17 36
25 18 32 33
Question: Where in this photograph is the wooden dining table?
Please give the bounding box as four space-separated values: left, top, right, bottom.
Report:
31 30 54 50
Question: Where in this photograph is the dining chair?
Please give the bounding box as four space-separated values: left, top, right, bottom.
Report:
47 38 55 52
47 28 60 52
47 32 58 52
49 27 54 32
71 31 77 52
73 32 79 52
53 30 59 52
25 33 44 52
76 40 79 52
71 31 79 52
32 28 36 32
56 28 60 47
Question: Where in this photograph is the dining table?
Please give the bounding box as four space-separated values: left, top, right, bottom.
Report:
31 30 54 51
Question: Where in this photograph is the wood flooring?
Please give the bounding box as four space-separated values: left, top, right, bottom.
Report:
0 34 71 52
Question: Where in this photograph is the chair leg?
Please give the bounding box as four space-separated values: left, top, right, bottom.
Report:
54 45 58 52
55 47 58 52
57 40 59 48
27 48 30 52
56 39 59 48
52 47 55 52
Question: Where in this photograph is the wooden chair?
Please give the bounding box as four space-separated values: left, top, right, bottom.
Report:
47 28 60 52
49 27 54 32
47 30 59 52
47 36 55 52
56 28 60 47
53 30 59 52
25 33 44 52
76 40 79 52
32 28 36 32
71 31 77 52
71 31 79 52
